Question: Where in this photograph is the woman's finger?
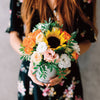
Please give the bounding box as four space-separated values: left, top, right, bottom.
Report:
48 76 62 86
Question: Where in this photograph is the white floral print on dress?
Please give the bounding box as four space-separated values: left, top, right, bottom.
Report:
17 81 26 96
41 87 56 97
29 81 34 95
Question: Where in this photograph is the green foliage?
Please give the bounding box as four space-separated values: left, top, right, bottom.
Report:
55 47 65 55
32 17 63 35
20 55 31 61
19 44 25 54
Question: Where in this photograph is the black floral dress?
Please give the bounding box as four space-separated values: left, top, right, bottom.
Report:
6 0 97 100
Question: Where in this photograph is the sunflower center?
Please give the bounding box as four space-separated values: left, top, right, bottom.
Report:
47 36 60 48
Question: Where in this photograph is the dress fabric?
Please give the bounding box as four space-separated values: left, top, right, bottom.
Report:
6 0 97 100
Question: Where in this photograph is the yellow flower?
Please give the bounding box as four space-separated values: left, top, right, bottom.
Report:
45 28 64 50
45 28 60 40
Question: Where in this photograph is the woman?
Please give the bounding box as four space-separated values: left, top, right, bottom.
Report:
6 0 97 100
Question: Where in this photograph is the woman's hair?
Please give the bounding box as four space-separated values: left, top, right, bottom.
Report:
21 0 97 36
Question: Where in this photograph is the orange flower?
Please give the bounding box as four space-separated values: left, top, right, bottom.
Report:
72 51 79 60
28 29 41 40
23 37 35 48
23 29 41 48
61 31 71 41
24 47 33 55
59 28 63 34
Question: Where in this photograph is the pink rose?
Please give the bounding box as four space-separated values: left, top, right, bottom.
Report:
43 49 59 63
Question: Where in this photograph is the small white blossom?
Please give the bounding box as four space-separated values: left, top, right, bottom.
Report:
32 23 46 33
72 43 80 55
36 42 47 54
58 54 71 69
36 23 44 29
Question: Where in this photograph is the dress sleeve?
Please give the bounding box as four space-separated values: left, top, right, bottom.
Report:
6 0 24 36
75 1 97 43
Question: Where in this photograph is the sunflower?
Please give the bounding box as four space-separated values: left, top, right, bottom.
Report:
45 27 68 50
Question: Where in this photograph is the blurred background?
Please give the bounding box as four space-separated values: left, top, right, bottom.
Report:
0 0 100 100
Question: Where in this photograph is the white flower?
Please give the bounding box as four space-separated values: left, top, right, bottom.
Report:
31 51 42 64
58 54 71 69
36 42 47 54
32 23 46 32
36 23 43 29
72 43 80 55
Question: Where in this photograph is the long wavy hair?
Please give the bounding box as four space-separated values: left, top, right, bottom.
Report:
21 0 97 36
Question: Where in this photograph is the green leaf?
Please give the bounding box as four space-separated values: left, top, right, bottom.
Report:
32 71 37 74
40 74 43 78
20 56 24 60
43 74 47 79
33 62 35 66
19 48 24 51
69 43 74 46
42 65 46 71
63 76 67 79
50 67 53 72
54 59 56 64
34 66 38 69
40 67 43 73
20 44 24 47
58 75 62 79
72 40 78 43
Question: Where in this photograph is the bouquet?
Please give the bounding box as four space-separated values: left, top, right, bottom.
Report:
20 19 80 83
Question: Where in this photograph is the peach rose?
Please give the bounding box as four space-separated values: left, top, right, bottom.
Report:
36 32 44 43
31 51 42 65
43 49 59 63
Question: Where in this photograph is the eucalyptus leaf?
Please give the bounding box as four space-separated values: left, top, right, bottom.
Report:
34 66 38 69
32 71 37 74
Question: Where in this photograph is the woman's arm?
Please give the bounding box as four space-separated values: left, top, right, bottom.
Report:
10 31 22 55
79 40 91 55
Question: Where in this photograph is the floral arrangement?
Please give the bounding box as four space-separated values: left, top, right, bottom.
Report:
20 19 80 80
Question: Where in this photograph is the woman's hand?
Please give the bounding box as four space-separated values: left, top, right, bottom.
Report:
45 69 71 87
28 62 44 86
46 76 63 86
